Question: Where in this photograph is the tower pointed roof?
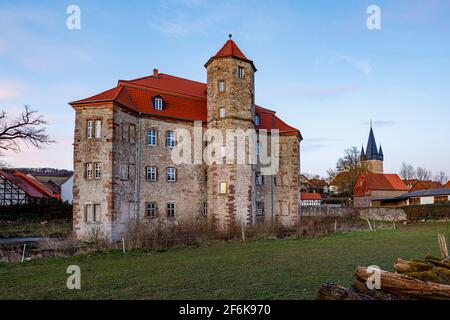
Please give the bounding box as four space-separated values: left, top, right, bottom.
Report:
360 145 366 160
366 126 380 160
379 145 384 160
205 36 256 71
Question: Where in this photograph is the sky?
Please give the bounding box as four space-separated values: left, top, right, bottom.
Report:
0 0 449 177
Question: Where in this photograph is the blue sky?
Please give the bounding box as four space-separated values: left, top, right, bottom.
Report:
1 0 449 177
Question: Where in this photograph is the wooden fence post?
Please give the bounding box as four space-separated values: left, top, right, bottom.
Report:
438 234 449 258
241 223 246 242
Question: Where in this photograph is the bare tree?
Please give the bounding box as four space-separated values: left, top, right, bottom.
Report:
0 105 54 153
434 171 449 184
415 167 432 181
399 162 416 181
327 146 368 196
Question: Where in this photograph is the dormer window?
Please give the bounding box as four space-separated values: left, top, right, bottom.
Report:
153 96 164 110
254 114 260 126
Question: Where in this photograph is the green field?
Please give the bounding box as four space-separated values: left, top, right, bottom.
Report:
0 221 448 300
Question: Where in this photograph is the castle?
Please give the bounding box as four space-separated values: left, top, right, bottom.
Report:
69 38 302 241
360 125 384 174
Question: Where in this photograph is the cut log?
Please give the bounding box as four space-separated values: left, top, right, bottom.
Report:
403 268 450 285
355 267 450 300
316 282 373 300
353 280 397 300
393 258 434 273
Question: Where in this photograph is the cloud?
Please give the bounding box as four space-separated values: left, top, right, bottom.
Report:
337 54 372 75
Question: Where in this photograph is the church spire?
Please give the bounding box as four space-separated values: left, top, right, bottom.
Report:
378 145 384 161
366 126 379 160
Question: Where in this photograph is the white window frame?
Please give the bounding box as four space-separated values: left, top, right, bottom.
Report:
146 202 157 217
95 120 102 139
154 97 163 110
256 201 264 215
219 182 227 194
238 66 245 78
256 172 263 186
84 203 92 222
167 167 176 182
167 202 175 218
86 162 93 179
219 107 226 118
87 120 94 139
218 80 225 92
148 129 157 146
166 131 176 148
146 166 157 181
94 163 101 179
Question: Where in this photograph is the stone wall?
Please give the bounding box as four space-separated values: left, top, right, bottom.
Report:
72 104 114 240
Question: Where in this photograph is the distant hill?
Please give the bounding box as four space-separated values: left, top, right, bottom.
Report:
11 168 73 177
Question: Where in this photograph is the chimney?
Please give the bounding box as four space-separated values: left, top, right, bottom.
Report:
153 68 159 78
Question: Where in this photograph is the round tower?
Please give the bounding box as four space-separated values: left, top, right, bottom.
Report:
205 36 257 231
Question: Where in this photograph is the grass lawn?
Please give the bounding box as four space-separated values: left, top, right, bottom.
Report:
0 221 448 300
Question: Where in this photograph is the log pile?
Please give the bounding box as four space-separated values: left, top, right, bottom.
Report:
317 255 450 300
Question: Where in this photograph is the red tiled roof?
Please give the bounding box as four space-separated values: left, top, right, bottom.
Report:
353 173 409 197
410 180 444 192
70 73 301 136
301 193 322 200
205 39 256 71
0 170 44 198
14 172 60 199
445 181 450 188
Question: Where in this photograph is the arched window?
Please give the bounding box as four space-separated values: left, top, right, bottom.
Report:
152 96 164 110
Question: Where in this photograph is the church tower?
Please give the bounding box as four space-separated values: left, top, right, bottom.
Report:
361 124 384 174
205 36 257 231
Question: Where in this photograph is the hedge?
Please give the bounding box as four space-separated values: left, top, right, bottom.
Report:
0 199 72 222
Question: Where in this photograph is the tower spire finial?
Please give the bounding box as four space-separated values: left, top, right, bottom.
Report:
370 119 373 128
229 34 232 40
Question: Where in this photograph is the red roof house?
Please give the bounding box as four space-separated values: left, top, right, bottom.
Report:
353 173 409 207
410 180 444 192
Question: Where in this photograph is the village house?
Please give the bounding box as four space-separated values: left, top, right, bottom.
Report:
69 38 302 241
300 193 322 207
0 170 60 205
371 188 450 207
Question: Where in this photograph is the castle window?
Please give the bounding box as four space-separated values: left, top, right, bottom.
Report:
129 124 136 143
254 114 260 126
146 166 157 181
146 202 157 217
120 164 129 180
203 202 208 217
167 167 176 182
256 141 261 155
219 107 226 118
256 172 263 186
93 204 101 222
167 202 176 218
148 129 157 146
94 163 101 179
204 169 208 182
218 80 225 92
256 201 264 215
238 66 245 78
153 96 164 110
95 120 102 138
85 163 93 179
166 131 176 148
87 120 94 139
219 182 227 194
